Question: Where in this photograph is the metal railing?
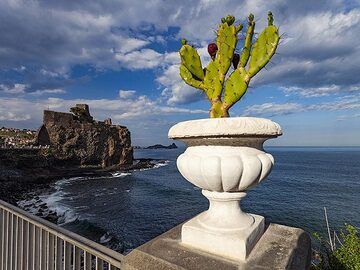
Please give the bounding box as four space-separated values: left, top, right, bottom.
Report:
0 199 124 270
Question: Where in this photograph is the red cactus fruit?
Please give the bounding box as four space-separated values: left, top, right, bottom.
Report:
207 43 218 59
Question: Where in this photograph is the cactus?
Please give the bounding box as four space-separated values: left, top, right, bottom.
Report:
179 12 280 118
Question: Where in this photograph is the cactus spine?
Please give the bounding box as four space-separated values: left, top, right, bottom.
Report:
179 12 280 118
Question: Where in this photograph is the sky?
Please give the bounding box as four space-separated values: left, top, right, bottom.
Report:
0 0 359 146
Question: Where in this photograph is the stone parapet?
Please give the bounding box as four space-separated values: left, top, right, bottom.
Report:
123 223 311 270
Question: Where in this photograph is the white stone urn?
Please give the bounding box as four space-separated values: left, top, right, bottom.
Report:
168 117 282 261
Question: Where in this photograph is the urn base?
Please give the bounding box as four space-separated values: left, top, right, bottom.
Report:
182 190 265 261
182 212 264 261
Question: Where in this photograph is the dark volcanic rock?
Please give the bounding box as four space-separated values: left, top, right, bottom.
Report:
0 148 57 204
37 104 133 167
146 143 177 149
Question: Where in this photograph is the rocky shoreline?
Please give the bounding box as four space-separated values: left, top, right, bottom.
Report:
0 158 164 205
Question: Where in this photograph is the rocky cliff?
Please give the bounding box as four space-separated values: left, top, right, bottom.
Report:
36 104 133 167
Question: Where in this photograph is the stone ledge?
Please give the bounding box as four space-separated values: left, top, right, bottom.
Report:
123 223 311 270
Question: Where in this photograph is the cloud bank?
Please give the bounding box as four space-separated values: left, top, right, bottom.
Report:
0 0 359 103
0 0 359 146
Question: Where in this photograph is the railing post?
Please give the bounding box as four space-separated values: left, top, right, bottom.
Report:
0 209 3 270
4 211 9 270
55 237 63 270
9 213 12 270
16 218 23 270
84 251 92 270
22 220 29 270
28 223 34 270
40 229 47 270
73 246 81 270
12 215 18 270
64 241 72 270
47 233 55 270
96 258 103 270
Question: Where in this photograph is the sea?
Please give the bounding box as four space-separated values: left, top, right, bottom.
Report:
21 147 360 254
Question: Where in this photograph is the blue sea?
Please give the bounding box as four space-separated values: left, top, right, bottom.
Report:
35 147 360 253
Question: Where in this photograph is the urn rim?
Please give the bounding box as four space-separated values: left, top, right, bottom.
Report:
168 117 282 140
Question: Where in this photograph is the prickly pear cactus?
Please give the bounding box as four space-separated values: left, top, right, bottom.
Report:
179 12 280 118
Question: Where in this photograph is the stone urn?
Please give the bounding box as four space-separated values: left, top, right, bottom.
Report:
168 117 282 261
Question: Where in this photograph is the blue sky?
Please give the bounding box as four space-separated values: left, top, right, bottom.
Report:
0 0 359 146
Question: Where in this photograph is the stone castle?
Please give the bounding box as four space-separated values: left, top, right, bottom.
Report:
36 104 133 168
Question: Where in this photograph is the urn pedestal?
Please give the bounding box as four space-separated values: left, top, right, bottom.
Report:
168 117 282 261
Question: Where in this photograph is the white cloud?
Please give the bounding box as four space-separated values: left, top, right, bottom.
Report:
255 9 360 90
281 10 360 60
337 113 360 121
282 84 360 98
115 37 150 54
119 90 136 99
281 85 339 97
0 112 31 121
0 84 27 94
350 85 360 92
115 49 163 69
29 89 66 96
308 96 360 111
244 95 360 116
39 69 64 78
158 64 204 105
244 103 303 116
0 84 66 96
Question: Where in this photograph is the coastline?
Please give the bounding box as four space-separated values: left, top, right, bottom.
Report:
9 158 169 254
0 158 165 205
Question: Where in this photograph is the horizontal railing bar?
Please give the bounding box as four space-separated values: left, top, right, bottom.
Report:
0 200 123 268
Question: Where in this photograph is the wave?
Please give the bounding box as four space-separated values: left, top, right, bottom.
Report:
153 160 170 169
111 172 131 178
40 191 78 225
138 160 170 171
62 219 124 253
53 172 132 185
17 190 78 225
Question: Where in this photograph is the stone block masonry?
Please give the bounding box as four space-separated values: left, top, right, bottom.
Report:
123 223 311 270
37 104 133 168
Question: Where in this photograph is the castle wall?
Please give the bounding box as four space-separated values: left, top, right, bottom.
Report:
43 110 75 128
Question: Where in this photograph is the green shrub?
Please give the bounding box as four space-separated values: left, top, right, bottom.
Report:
312 224 360 270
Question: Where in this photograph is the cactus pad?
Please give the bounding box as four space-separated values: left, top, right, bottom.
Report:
179 65 204 90
248 25 279 78
216 21 238 83
224 68 249 107
179 44 204 80
203 60 223 100
240 14 255 68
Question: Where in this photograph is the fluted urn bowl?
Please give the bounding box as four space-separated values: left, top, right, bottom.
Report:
168 117 282 193
168 117 282 261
